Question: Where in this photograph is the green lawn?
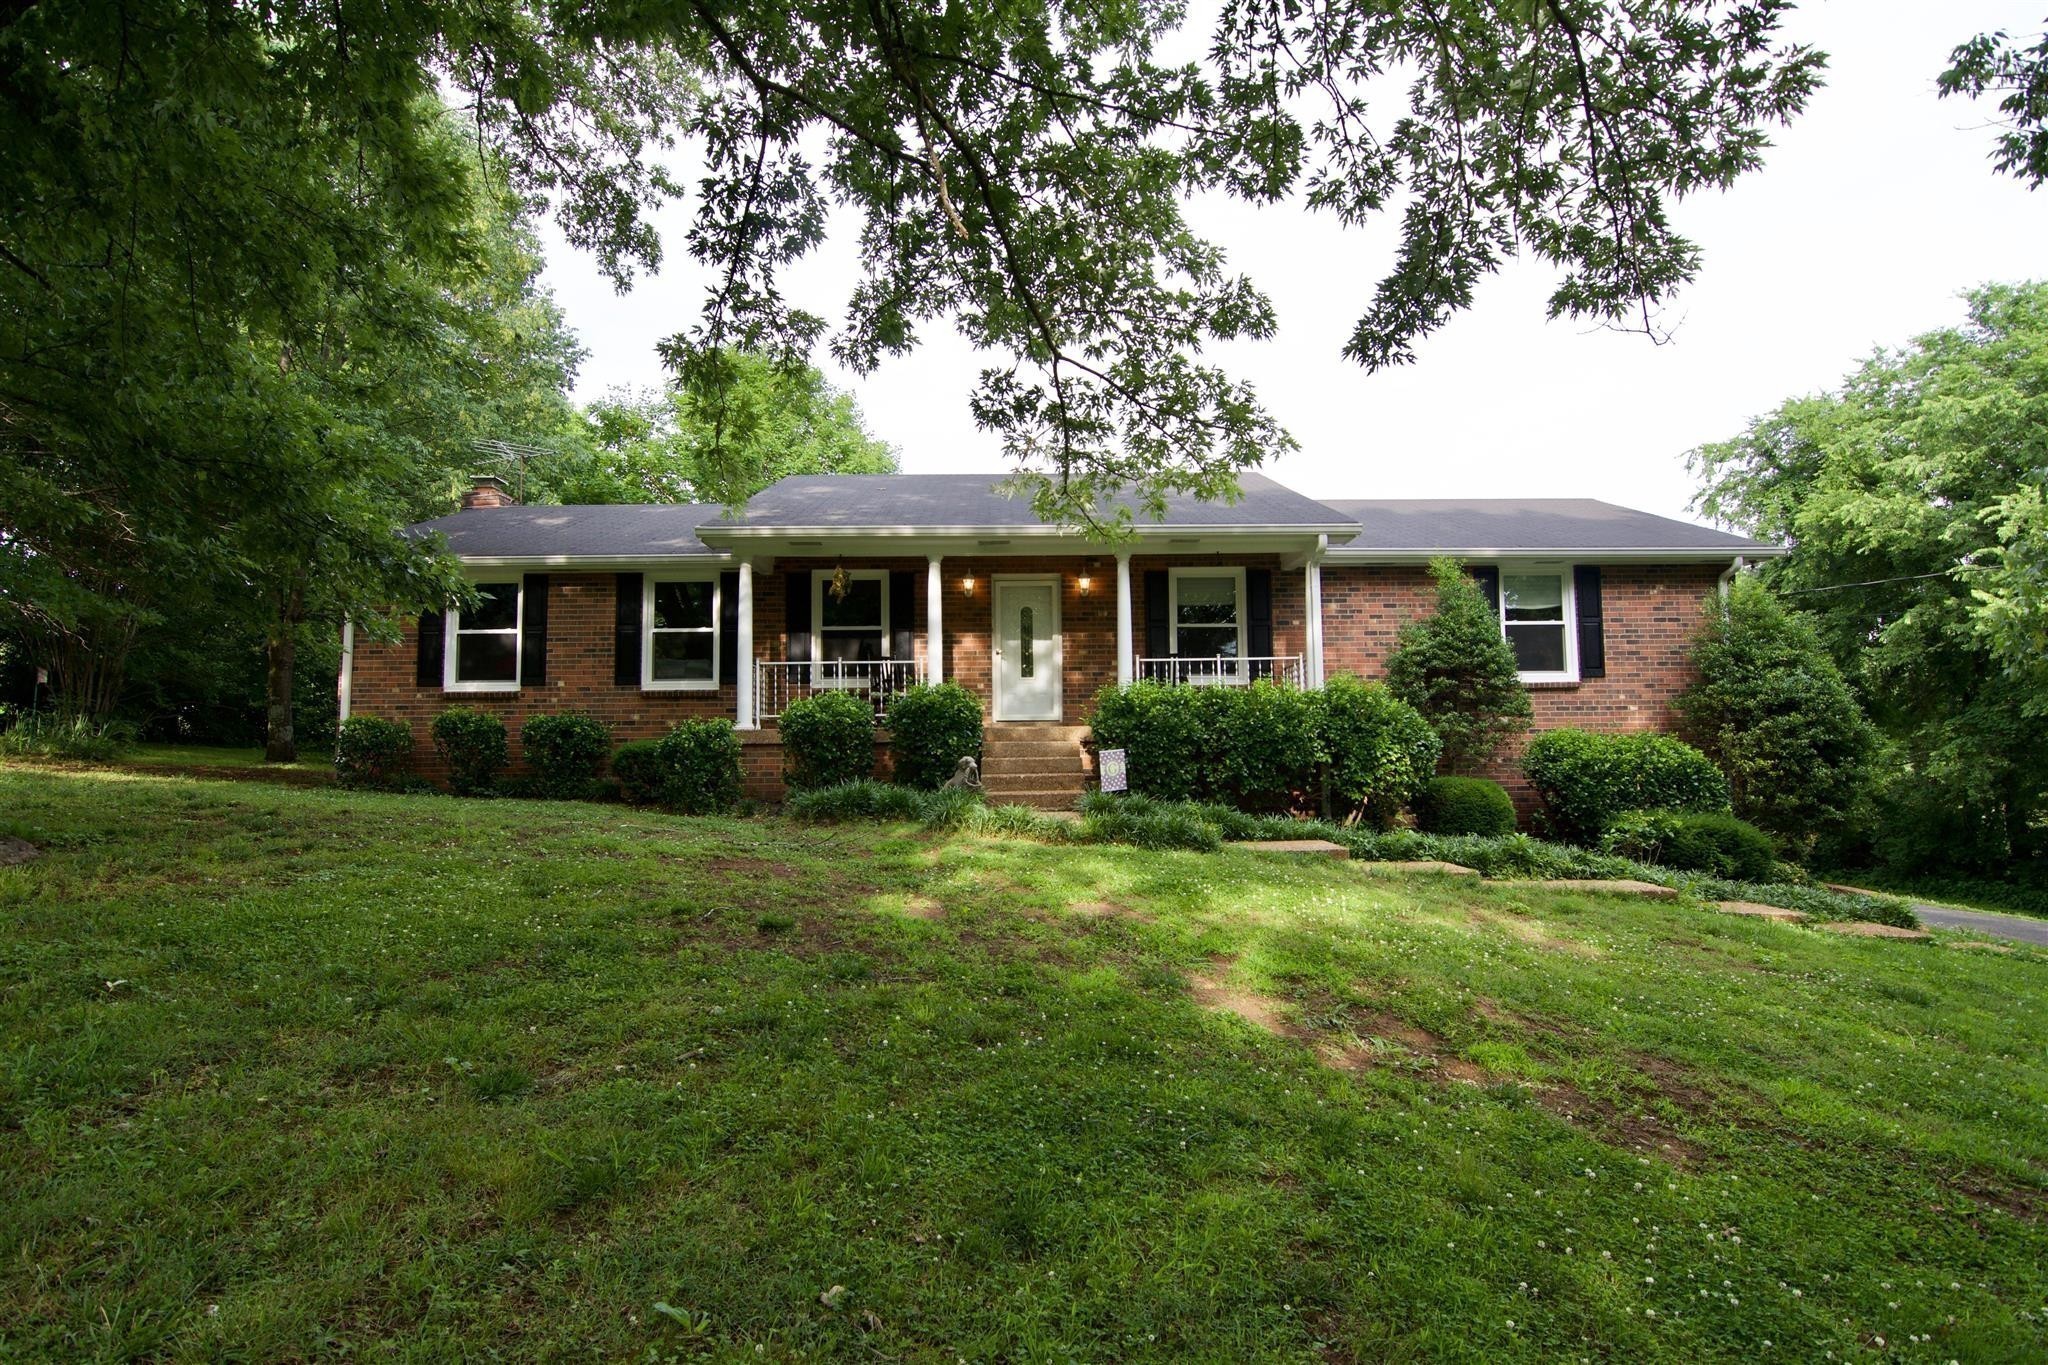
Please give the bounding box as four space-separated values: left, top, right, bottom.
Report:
1 766 2044 1361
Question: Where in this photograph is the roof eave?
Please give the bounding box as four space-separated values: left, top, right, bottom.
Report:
1323 545 1785 563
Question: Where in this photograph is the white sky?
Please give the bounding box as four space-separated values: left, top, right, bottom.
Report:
538 0 2046 523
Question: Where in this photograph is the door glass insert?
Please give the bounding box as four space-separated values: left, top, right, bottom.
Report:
1020 605 1034 677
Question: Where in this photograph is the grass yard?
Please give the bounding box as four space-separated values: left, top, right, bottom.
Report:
1 766 2045 1361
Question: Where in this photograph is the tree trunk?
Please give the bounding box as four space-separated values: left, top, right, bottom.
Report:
264 579 306 764
264 629 297 763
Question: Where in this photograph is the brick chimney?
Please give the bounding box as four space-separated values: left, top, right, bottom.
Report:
461 474 515 510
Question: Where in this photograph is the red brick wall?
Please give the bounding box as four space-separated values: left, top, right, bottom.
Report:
1320 562 1721 804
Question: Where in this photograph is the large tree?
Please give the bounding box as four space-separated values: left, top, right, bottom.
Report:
1690 281 2048 872
4 0 1824 529
531 356 898 505
1943 22 2048 186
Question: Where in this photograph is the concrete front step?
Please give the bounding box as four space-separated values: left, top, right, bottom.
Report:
989 754 1088 775
983 741 1086 759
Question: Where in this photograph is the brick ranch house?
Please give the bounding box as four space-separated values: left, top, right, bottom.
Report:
341 472 1781 808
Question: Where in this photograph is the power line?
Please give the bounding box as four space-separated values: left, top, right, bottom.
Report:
1779 570 1956 595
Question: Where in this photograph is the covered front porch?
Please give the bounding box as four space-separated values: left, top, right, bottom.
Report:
721 547 1331 730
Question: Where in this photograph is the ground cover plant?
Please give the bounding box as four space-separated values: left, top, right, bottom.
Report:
2 764 2040 1360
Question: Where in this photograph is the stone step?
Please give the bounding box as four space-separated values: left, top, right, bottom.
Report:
1227 839 1351 859
983 741 1086 760
985 724 1089 739
986 754 1088 775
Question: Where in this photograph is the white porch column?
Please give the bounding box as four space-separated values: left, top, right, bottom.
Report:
338 619 355 723
1304 539 1326 688
1114 551 1134 687
926 554 944 685
735 559 757 729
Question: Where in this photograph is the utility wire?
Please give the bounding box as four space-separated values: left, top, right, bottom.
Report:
1779 570 1956 595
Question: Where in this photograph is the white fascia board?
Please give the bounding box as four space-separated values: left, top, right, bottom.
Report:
698 523 1360 541
1323 545 1787 564
449 553 735 569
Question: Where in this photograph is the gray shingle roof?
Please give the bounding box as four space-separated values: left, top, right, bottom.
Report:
723 472 1357 530
408 503 723 560
1322 499 1775 555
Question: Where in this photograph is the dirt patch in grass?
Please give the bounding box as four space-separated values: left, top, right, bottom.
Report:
1468 906 1602 957
1065 899 1152 923
900 896 946 921
1534 1082 1704 1167
0 835 40 867
1189 967 1312 1042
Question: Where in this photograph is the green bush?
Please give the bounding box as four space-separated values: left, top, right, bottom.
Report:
430 708 508 796
519 711 614 799
334 716 414 789
1088 680 1212 803
613 720 743 814
1317 674 1440 827
1214 680 1323 812
0 714 136 761
1078 793 1224 851
1414 775 1517 836
780 691 877 791
887 682 984 790
1674 577 1873 853
1602 808 1776 881
1385 557 1532 768
1521 728 1730 844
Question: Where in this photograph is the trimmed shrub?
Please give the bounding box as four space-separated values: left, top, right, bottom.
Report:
430 708 508 796
334 716 413 788
888 682 984 790
1602 808 1776 881
1317 674 1440 828
1217 679 1324 812
1385 557 1532 768
1415 775 1517 836
780 690 876 791
1088 680 1211 803
614 719 743 814
1674 577 1872 853
519 711 614 799
1522 729 1730 844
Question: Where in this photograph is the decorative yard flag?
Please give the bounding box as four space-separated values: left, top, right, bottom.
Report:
1099 747 1128 794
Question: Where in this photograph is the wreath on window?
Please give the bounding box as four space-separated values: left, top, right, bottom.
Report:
828 564 851 603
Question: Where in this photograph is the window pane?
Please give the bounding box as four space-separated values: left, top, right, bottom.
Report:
821 577 883 628
455 632 518 682
1178 625 1239 659
467 582 520 631
1020 606 1035 678
1176 576 1238 626
1502 574 1564 623
1508 624 1567 673
653 580 714 630
652 631 714 681
819 630 883 662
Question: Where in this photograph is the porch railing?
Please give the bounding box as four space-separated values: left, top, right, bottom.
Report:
1134 655 1305 687
756 659 925 723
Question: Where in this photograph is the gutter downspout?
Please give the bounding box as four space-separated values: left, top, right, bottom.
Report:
1717 556 1746 606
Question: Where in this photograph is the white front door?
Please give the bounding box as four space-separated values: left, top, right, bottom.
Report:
993 578 1061 721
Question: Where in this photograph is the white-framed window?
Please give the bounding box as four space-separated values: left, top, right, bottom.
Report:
1169 567 1247 669
644 574 720 690
445 579 522 692
1498 566 1577 682
813 570 890 662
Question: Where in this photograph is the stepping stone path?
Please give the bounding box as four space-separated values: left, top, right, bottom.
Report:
1714 900 1809 923
1227 839 1350 859
1503 878 1679 900
0 836 38 867
1817 920 1932 941
1357 860 1482 877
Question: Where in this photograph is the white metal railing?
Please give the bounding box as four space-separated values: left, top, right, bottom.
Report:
756 659 925 722
1134 655 1305 687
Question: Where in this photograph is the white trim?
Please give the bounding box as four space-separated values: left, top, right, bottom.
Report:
991 573 1064 721
1495 563 1578 684
1325 545 1786 563
443 577 523 693
736 561 757 727
703 522 1357 541
926 555 944 686
1114 551 1134 688
1167 566 1248 664
338 619 354 722
642 572 721 691
812 568 891 660
1304 539 1326 688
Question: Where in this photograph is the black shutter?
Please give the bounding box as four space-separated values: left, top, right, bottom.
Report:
614 573 642 686
415 610 445 687
520 574 549 688
719 570 740 684
888 570 916 663
1468 565 1500 616
1574 565 1605 678
1143 569 1169 657
785 571 812 662
1245 569 1273 668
